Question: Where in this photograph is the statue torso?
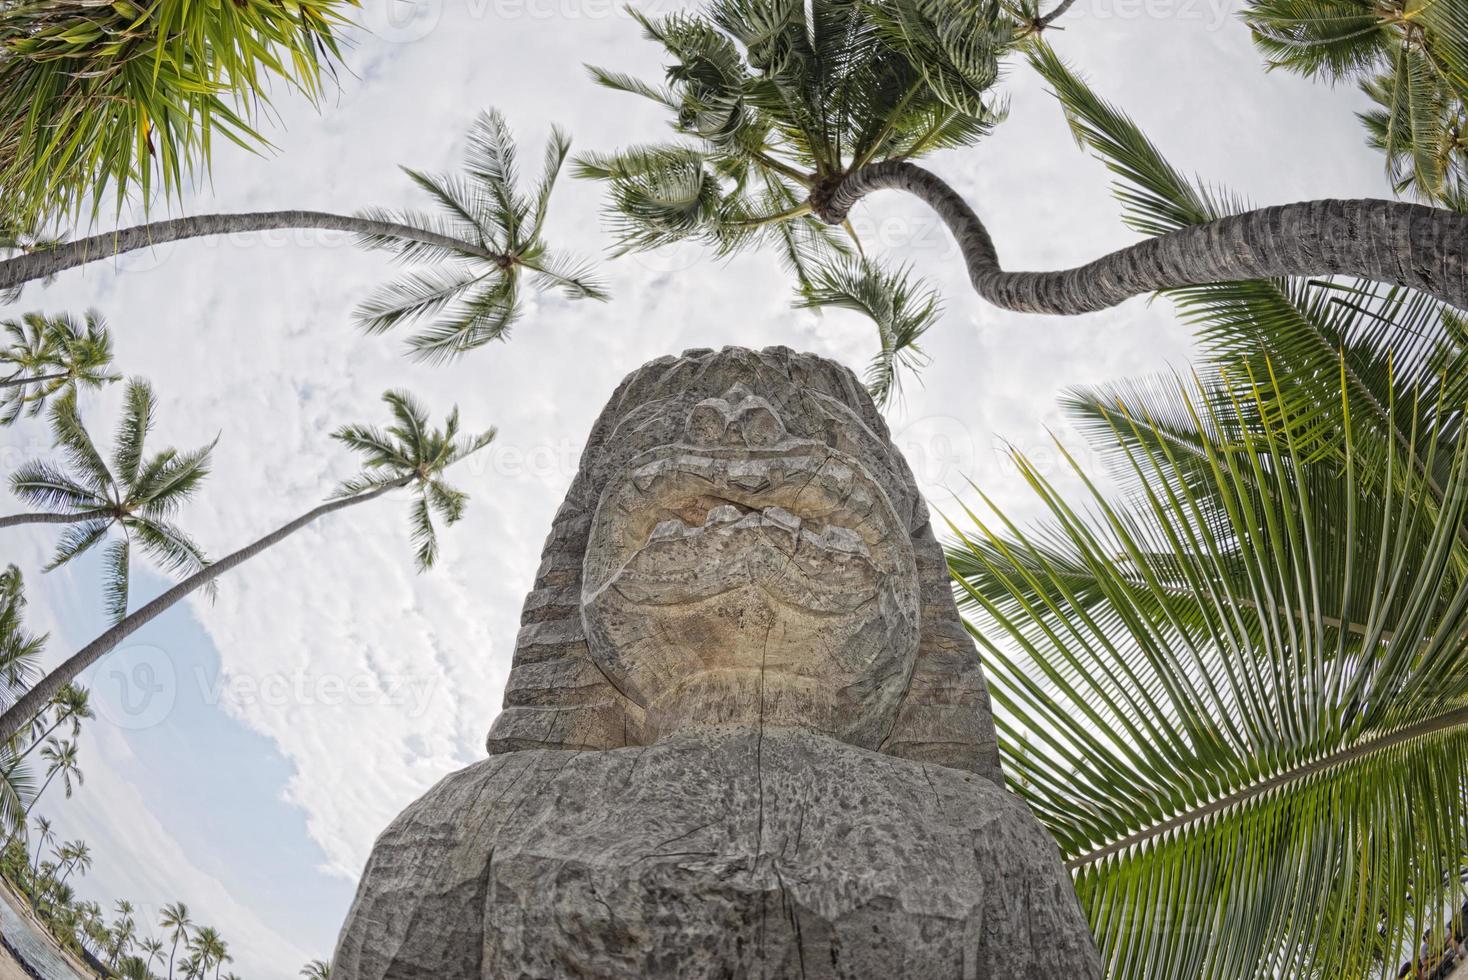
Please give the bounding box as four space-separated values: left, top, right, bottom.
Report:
332 730 1100 980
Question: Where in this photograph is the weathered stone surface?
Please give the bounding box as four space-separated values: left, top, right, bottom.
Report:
331 347 1102 978
333 730 1100 979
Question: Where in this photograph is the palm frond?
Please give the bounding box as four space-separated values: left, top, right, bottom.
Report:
948 366 1468 979
46 390 114 495
128 517 211 588
43 519 113 573
524 252 611 301
110 378 155 487
101 537 129 623
9 459 103 513
796 255 940 405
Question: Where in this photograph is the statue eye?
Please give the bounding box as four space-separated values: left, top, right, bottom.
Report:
740 405 783 448
686 401 730 446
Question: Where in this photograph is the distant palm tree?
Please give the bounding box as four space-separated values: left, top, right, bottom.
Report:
0 113 607 363
1 378 213 621
208 935 230 980
160 902 191 980
139 936 167 975
0 311 118 425
34 738 80 804
11 684 91 762
26 814 49 877
584 4 1468 322
187 927 224 980
1243 0 1468 207
115 956 153 980
300 960 332 980
0 389 495 740
108 900 137 967
54 839 89 886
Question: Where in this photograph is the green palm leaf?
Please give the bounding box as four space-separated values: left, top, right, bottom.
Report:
101 538 129 623
948 365 1468 979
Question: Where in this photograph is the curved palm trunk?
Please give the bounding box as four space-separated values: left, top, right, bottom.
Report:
0 512 90 528
0 372 69 390
1066 701 1468 869
169 938 179 980
0 212 497 293
0 477 410 742
821 160 1468 313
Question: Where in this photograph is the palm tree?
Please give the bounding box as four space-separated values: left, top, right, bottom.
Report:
26 814 50 879
208 934 230 980
33 738 81 804
2 378 213 621
582 5 1468 320
140 936 167 975
55 839 89 886
1243 0 1468 207
0 311 119 424
108 899 137 967
0 113 607 362
10 684 92 762
944 39 1468 976
0 564 43 827
0 389 496 742
160 902 191 980
115 956 154 980
187 927 224 980
0 564 44 704
300 960 332 980
3 738 83 849
0 0 358 224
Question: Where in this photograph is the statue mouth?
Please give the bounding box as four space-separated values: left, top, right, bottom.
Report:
583 442 907 611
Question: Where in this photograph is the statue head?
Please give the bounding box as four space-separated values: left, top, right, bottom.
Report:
487 347 1001 778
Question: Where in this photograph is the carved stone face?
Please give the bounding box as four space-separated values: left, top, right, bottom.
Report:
582 381 921 744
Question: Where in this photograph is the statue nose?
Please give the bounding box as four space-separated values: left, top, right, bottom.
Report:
686 385 787 448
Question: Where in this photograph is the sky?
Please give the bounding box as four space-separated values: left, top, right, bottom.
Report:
0 1 1398 976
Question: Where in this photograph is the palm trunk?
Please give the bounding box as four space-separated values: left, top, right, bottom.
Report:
1037 0 1078 26
0 477 410 742
0 512 92 528
169 937 179 980
0 212 497 293
0 372 69 390
820 160 1468 313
